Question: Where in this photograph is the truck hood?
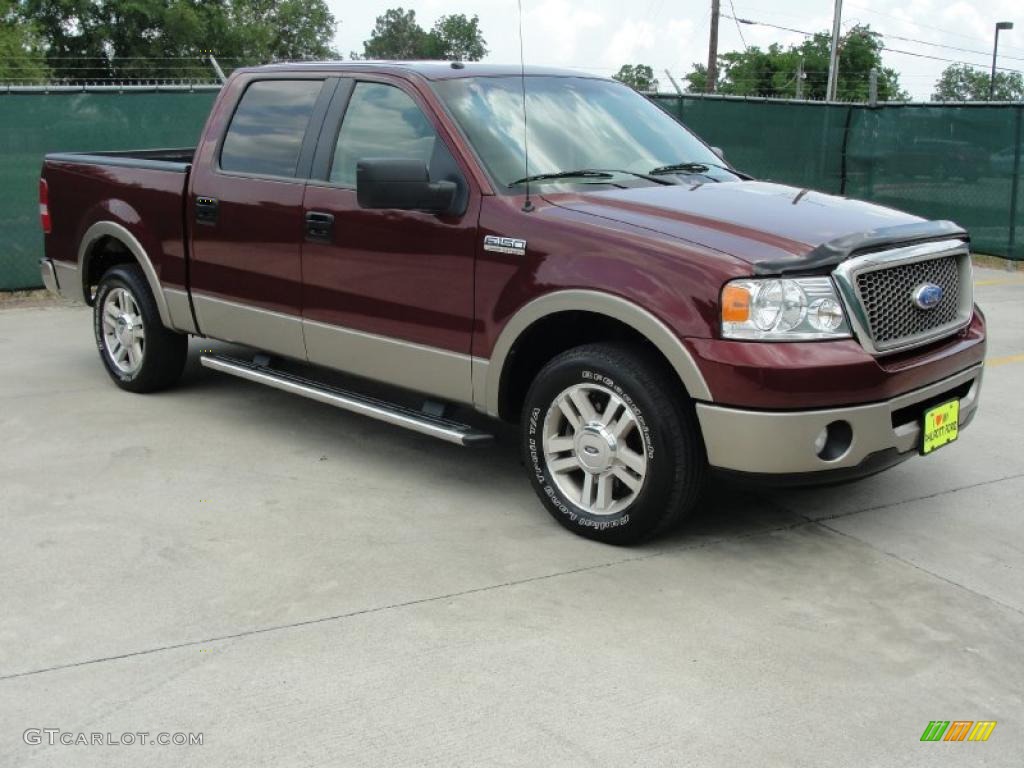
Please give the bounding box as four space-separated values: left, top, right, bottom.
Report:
543 180 928 272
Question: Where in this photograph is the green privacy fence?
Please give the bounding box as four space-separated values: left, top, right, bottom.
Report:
1 89 1022 290
0 88 218 290
654 95 1023 260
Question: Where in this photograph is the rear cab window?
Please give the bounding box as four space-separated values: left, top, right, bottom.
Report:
220 80 324 177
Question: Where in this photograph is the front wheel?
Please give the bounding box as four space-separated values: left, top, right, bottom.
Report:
93 264 187 393
521 343 706 544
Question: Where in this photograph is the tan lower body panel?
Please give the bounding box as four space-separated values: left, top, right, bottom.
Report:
303 319 473 405
696 364 983 474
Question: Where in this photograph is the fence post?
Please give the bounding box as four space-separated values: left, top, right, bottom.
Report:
840 105 854 195
1009 105 1022 260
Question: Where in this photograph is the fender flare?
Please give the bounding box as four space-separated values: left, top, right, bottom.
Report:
77 221 173 328
478 289 713 416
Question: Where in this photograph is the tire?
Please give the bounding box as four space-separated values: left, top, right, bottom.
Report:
521 343 706 544
93 264 187 393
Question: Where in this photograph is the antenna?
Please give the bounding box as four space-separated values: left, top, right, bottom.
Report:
517 0 534 212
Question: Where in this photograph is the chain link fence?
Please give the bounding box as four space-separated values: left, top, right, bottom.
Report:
654 95 1022 260
1 89 1021 291
0 87 218 290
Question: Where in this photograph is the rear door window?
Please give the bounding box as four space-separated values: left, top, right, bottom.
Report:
221 79 324 178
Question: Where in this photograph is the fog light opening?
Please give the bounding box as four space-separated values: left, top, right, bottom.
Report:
815 420 853 461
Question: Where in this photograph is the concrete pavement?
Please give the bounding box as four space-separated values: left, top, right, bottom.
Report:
0 267 1022 766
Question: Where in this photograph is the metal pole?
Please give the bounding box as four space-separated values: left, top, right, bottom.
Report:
707 0 720 93
664 69 683 96
795 57 804 100
991 23 1014 100
826 0 843 101
209 55 227 84
868 67 878 106
1008 106 1022 259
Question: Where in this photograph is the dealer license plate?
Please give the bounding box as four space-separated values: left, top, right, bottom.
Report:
922 400 960 455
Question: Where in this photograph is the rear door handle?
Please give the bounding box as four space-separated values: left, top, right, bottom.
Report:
305 211 334 242
195 196 219 225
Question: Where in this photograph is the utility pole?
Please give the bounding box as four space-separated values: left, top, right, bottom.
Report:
795 57 804 100
991 22 1014 101
868 67 878 106
826 0 843 101
706 0 720 93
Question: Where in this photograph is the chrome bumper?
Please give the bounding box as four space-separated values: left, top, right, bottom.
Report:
40 258 59 294
39 258 83 302
696 364 984 474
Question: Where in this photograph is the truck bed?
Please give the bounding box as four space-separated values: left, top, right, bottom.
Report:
44 147 195 172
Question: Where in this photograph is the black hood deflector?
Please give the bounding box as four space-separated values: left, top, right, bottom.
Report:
753 220 968 276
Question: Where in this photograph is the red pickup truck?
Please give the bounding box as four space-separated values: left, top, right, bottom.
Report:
39 62 986 543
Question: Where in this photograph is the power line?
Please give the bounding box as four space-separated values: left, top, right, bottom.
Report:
723 14 1024 75
726 0 748 50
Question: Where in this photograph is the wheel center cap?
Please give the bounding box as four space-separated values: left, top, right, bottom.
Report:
575 423 617 473
116 314 134 346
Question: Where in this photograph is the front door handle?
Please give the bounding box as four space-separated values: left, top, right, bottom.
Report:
195 196 219 225
305 211 334 243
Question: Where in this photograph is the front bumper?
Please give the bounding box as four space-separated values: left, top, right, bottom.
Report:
696 363 983 476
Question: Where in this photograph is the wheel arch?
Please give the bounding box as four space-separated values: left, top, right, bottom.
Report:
78 221 172 328
479 290 713 421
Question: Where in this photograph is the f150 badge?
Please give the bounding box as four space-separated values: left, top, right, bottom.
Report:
483 235 527 256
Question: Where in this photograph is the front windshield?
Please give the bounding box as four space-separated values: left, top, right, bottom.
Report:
432 76 725 188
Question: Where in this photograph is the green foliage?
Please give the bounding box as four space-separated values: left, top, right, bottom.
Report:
932 63 1024 101
686 24 907 101
0 0 49 82
613 64 656 92
683 63 707 93
358 7 487 61
16 0 338 82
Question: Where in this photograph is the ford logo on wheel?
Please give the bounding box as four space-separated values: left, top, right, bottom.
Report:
912 282 943 310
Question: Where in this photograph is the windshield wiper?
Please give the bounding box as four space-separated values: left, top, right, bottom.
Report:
508 168 676 187
508 169 614 187
649 161 752 180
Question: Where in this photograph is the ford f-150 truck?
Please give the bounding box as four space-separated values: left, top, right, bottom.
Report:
39 62 986 543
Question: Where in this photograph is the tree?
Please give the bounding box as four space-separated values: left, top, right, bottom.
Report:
0 0 49 82
684 24 907 101
16 0 338 83
359 7 487 61
683 63 707 93
360 7 428 60
932 63 1024 101
427 14 487 61
613 64 656 92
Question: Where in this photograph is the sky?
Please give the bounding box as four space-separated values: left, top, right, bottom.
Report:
326 0 1024 100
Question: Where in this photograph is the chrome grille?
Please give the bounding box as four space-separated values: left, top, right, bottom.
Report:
855 255 960 345
832 239 972 356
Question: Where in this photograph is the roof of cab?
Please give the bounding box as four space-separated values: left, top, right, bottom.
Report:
238 61 607 81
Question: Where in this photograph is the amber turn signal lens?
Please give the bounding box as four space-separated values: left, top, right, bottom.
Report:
721 284 751 323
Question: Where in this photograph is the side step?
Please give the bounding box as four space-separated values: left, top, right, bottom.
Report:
200 354 493 446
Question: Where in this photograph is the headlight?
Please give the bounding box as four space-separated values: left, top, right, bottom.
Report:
721 277 851 340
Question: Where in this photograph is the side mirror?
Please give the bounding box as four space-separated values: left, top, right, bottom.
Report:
710 146 725 160
356 158 457 214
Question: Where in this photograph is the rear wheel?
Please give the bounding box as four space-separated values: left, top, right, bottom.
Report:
93 264 187 393
521 343 706 544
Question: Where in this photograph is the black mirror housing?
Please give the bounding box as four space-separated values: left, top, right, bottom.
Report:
356 158 457 214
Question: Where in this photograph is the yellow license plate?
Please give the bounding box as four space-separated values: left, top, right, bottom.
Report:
922 400 960 455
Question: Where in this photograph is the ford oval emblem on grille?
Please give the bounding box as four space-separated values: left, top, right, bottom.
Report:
912 282 943 310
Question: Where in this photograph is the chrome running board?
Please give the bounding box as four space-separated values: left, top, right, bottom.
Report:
200 354 493 446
